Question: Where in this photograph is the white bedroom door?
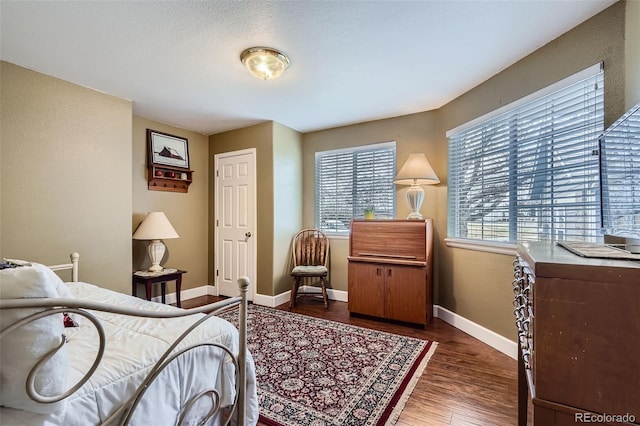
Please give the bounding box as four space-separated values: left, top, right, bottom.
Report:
214 148 256 300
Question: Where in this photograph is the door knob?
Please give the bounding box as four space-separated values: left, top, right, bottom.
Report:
245 232 252 238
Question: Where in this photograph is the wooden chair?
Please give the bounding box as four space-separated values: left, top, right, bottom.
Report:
289 229 330 310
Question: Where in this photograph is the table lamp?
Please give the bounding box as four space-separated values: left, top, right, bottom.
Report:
132 212 179 272
393 153 440 219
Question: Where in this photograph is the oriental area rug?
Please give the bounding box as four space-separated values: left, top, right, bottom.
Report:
220 305 438 426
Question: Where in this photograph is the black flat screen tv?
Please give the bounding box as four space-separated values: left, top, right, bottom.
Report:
599 102 640 252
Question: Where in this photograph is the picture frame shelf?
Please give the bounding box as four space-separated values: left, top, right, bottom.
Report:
148 165 193 193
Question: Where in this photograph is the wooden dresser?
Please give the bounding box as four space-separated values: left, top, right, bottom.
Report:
514 242 640 426
348 219 433 325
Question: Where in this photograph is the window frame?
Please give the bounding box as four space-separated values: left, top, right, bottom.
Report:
446 63 604 252
314 141 396 235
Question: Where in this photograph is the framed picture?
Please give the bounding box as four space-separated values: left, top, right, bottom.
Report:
147 129 190 169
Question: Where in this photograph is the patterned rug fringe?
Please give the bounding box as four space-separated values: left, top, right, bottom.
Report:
384 342 438 425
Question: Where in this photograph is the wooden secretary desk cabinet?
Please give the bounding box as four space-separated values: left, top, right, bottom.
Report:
348 219 434 325
514 242 640 426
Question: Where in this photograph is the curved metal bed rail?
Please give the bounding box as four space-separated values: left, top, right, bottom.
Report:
0 276 250 426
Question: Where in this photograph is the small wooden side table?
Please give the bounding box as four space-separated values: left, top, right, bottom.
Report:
132 269 186 308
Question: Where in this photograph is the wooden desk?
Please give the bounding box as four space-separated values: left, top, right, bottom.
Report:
132 269 186 308
347 219 434 326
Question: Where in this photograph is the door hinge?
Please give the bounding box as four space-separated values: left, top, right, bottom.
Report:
216 170 219 177
216 219 219 226
216 269 219 277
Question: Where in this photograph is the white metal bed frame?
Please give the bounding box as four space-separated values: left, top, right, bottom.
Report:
0 253 250 426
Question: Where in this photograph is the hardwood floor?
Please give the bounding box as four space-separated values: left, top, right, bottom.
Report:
182 295 527 426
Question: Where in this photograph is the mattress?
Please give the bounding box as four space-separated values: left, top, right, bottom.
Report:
0 282 258 426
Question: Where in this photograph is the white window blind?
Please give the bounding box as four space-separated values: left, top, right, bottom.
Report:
447 65 604 243
600 103 640 238
315 142 396 233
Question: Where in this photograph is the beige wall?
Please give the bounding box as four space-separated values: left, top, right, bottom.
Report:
302 111 441 296
0 61 132 292
300 2 627 340
209 122 274 295
132 116 209 293
626 0 640 108
1 0 635 341
436 1 626 339
272 122 303 295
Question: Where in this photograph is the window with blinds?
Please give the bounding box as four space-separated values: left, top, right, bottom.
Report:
315 142 396 233
447 64 604 244
600 102 640 238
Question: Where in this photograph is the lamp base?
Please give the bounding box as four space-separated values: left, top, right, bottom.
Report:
405 184 425 220
147 239 166 272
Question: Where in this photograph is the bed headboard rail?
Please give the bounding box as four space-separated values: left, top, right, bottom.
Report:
47 252 79 282
0 267 251 425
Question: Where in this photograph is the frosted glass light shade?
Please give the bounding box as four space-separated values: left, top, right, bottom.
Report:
132 212 179 272
240 47 290 80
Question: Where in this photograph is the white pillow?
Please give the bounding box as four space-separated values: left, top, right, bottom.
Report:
53 280 74 299
0 263 69 415
3 260 80 326
4 259 67 292
35 263 81 327
36 263 69 296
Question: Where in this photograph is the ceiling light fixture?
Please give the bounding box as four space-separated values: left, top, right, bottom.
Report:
240 47 290 80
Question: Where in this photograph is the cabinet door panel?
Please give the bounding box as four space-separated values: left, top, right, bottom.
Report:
348 262 384 317
384 265 426 324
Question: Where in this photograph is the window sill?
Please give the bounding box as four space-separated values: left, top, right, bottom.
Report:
444 238 517 256
324 233 349 240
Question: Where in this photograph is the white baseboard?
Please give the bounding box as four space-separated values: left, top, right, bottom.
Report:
328 288 348 302
295 285 348 303
151 285 287 307
253 291 288 307
163 285 517 359
254 286 349 308
434 305 517 359
150 285 213 305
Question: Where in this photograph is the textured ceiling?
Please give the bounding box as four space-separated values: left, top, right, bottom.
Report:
0 0 616 135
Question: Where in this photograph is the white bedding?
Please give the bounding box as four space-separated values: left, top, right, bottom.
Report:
0 282 258 426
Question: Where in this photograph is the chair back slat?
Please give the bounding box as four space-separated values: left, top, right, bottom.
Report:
292 229 329 267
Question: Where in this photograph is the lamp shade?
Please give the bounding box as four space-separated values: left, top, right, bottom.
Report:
393 153 440 185
132 212 179 240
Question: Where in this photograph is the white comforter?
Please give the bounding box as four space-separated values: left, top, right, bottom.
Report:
0 282 258 426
